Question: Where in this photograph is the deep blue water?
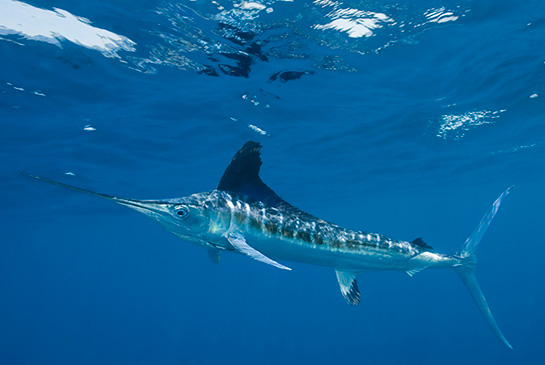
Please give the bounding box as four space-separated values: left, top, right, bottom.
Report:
1 0 545 363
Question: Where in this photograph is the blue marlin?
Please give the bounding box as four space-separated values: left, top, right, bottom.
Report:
25 141 513 348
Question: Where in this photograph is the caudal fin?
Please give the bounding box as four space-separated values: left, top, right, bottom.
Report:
454 187 513 349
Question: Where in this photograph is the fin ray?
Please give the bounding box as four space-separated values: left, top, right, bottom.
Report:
226 231 291 271
457 186 513 259
411 237 433 250
217 141 283 205
335 270 360 306
406 267 426 277
217 142 316 218
454 187 514 349
455 267 512 349
207 247 221 264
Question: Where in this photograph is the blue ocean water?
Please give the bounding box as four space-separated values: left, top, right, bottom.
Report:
1 0 545 363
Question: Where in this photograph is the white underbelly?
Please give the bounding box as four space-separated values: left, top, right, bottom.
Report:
241 232 416 271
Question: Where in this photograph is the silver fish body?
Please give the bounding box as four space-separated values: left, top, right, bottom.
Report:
24 141 513 349
179 190 457 273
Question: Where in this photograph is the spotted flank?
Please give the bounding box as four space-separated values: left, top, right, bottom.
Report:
215 190 421 258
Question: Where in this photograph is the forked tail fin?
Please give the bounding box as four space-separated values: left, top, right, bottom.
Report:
454 186 513 349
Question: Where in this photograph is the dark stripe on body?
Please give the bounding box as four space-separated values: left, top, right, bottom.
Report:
281 227 294 239
249 217 262 230
234 211 246 224
296 230 312 243
264 222 279 235
236 203 418 256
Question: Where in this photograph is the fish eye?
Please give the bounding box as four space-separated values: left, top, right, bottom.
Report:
175 206 189 218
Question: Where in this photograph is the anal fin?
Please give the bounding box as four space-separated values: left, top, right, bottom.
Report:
226 231 291 271
335 270 360 306
406 267 426 277
406 254 430 277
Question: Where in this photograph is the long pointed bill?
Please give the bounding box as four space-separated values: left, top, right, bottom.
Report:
22 173 170 217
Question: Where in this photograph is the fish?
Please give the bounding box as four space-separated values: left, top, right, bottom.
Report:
24 141 513 349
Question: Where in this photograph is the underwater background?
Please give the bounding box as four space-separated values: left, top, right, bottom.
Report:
1 0 544 363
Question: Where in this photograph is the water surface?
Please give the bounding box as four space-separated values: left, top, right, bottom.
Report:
1 0 544 363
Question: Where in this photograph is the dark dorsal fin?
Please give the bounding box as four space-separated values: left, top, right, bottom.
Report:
218 141 284 205
412 237 433 251
217 141 313 217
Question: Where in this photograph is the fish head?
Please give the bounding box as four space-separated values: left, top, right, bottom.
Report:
23 174 232 246
115 191 230 244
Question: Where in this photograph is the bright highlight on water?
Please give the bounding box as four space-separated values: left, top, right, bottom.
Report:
25 141 513 349
0 0 135 57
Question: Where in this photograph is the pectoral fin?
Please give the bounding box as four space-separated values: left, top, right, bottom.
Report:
226 232 291 271
335 270 360 306
207 247 221 264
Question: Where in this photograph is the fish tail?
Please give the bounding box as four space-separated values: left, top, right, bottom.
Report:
453 186 514 349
